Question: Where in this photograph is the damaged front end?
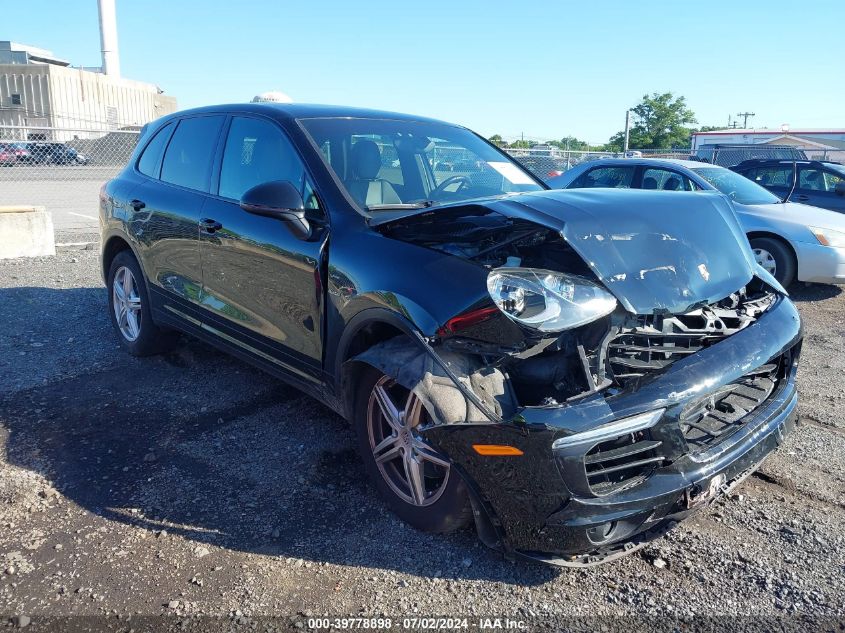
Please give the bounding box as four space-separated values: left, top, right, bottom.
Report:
358 190 803 566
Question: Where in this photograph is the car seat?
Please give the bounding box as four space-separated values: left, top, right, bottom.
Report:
345 140 401 207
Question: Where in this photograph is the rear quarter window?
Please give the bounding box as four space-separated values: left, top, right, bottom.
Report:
160 116 225 192
137 123 174 178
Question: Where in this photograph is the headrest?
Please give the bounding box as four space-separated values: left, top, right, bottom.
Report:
350 140 382 180
642 176 658 189
663 176 681 190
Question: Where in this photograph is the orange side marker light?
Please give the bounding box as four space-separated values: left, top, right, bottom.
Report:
472 444 524 456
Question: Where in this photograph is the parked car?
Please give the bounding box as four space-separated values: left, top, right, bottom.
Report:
549 158 845 288
512 154 570 180
26 142 88 165
731 159 845 213
101 104 802 566
0 143 18 166
0 142 32 164
691 144 808 167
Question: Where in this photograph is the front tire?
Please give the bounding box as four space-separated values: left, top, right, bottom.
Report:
353 365 472 533
750 237 796 288
107 250 177 356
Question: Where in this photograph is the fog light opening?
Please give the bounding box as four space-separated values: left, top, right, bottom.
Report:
586 520 618 545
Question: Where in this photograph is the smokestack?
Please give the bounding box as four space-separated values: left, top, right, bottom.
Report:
97 0 120 78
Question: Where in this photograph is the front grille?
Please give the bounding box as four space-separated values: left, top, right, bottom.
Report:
679 362 781 452
608 291 776 386
584 433 665 496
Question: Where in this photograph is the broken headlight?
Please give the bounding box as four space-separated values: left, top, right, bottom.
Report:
486 267 617 332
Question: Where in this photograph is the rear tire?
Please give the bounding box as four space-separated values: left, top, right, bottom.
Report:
750 237 796 288
353 364 472 533
107 250 178 356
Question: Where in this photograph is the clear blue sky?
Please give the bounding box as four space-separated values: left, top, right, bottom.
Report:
6 0 844 144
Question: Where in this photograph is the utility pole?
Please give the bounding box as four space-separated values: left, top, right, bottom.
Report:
736 111 755 128
623 109 631 152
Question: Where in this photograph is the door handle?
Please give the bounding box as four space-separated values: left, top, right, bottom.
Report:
130 199 146 211
200 218 223 233
793 194 809 202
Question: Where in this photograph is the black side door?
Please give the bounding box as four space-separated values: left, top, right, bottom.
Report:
129 115 225 321
197 115 329 385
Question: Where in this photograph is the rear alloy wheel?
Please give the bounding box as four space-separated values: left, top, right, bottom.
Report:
354 366 472 533
107 250 178 356
749 237 796 288
112 265 142 342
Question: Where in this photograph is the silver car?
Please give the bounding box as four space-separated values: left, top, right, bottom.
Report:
548 158 845 287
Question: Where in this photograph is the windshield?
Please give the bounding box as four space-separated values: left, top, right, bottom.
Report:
299 117 543 213
692 166 781 205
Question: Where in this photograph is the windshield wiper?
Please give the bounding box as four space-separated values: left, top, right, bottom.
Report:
367 201 435 211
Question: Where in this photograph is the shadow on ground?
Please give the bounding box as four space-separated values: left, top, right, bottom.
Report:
788 282 841 302
0 287 558 586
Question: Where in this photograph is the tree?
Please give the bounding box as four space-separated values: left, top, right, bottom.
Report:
488 134 507 147
546 136 591 151
608 92 698 150
509 139 532 149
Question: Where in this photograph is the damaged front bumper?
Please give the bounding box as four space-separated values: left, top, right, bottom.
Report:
408 294 802 566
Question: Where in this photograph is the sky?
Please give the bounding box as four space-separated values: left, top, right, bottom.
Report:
6 0 845 144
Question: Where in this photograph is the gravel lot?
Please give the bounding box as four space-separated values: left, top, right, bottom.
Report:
1 244 844 630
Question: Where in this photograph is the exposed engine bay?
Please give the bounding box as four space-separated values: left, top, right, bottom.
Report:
376 205 779 411
380 205 592 274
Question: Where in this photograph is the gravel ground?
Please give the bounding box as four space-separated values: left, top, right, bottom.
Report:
1 246 844 631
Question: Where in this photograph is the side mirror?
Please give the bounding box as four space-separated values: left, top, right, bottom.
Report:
240 180 311 240
835 181 845 196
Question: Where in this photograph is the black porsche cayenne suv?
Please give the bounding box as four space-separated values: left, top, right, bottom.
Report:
100 103 802 566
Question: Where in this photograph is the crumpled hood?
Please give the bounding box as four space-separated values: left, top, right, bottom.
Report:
487 188 758 314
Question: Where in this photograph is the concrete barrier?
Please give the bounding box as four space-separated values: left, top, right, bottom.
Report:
0 206 56 259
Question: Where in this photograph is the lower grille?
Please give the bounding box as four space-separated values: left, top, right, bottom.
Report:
679 362 781 452
584 434 665 496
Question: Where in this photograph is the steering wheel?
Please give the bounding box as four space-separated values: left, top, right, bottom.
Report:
430 175 472 198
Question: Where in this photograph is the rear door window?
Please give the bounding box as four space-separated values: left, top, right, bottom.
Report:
160 116 225 192
137 123 174 178
641 168 695 191
573 166 635 188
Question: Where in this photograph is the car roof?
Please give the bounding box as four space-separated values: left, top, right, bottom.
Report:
733 158 841 167
157 103 458 127
576 157 711 170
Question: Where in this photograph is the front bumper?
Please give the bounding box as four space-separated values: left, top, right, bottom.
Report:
423 295 802 565
795 242 845 284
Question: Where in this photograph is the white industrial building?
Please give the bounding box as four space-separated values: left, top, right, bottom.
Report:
0 1 176 140
691 127 845 152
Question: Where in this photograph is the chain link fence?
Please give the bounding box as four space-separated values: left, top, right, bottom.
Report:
504 146 845 181
500 148 686 179
0 125 140 235
2 124 843 232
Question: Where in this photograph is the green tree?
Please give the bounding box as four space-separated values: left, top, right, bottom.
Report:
608 92 698 150
488 134 507 147
546 136 591 151
509 139 532 149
